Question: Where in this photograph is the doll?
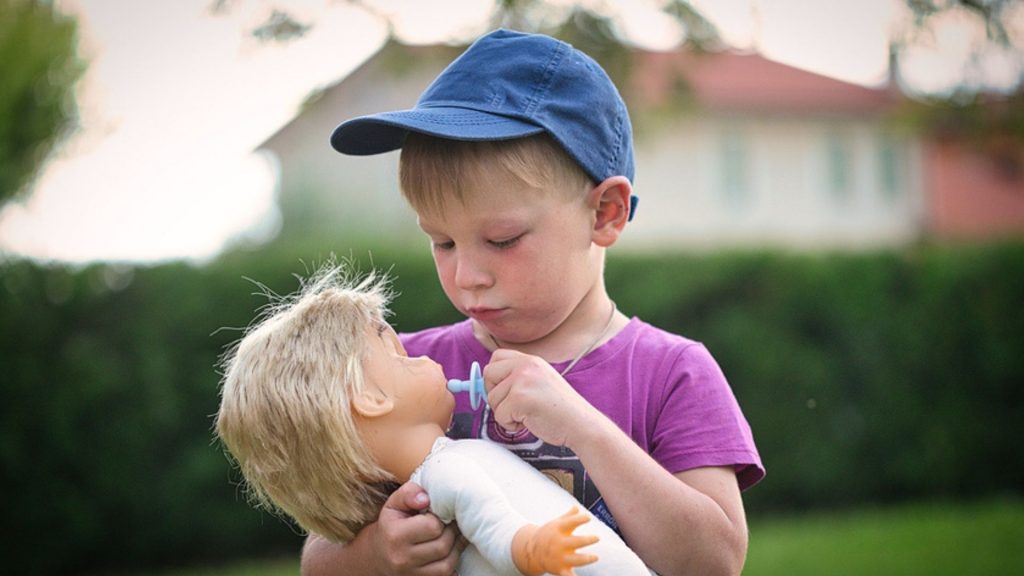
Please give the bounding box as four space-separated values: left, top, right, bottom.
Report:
215 266 651 575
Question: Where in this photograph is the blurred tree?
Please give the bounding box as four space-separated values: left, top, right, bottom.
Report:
896 1 1024 146
497 0 718 91
237 0 718 49
223 0 1022 102
219 0 718 86
896 0 1023 94
215 0 717 132
0 0 83 206
249 8 311 43
903 0 1019 53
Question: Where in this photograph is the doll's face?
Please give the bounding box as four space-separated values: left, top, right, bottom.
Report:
361 322 455 431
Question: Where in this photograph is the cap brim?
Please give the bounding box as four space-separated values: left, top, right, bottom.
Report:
330 107 546 155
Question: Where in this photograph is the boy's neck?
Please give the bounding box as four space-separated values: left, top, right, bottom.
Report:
476 292 627 364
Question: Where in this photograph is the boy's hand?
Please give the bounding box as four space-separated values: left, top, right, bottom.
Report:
512 506 599 576
372 481 462 575
484 349 601 449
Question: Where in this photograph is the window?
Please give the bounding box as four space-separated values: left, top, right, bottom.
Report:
877 135 904 201
826 132 852 204
720 128 749 210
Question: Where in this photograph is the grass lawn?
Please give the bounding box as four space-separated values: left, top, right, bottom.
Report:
744 498 1024 576
148 558 299 576
150 498 1023 575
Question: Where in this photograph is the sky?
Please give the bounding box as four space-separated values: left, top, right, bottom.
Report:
0 0 1020 265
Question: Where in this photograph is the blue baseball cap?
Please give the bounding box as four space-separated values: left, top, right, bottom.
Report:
330 29 637 219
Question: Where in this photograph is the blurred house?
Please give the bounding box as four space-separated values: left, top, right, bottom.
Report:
259 39 1023 250
922 114 1024 241
623 49 920 250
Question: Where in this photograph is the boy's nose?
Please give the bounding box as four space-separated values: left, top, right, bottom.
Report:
454 254 493 290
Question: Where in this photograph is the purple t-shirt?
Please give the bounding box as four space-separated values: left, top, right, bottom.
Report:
401 318 764 533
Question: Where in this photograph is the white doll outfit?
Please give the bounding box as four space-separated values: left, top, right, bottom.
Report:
410 437 652 575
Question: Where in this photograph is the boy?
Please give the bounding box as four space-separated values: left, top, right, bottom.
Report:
307 29 763 576
215 265 652 575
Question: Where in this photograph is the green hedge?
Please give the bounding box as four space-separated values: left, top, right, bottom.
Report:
2 242 1022 573
607 244 1024 510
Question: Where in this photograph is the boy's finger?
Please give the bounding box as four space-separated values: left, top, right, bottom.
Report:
483 375 511 408
488 347 526 364
482 369 519 425
406 523 461 567
482 349 533 390
383 480 430 515
488 394 525 434
449 524 469 553
481 354 514 393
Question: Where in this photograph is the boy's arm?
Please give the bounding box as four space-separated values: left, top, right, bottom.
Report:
301 481 460 576
486 350 749 576
570 416 747 576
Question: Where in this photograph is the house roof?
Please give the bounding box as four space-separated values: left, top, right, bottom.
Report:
629 48 898 115
263 39 901 153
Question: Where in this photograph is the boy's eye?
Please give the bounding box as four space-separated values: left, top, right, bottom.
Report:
489 235 522 249
432 240 455 251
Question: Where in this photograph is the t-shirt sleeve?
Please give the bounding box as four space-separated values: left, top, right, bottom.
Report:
650 342 764 490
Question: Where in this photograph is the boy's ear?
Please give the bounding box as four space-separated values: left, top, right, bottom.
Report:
588 176 632 247
351 385 394 419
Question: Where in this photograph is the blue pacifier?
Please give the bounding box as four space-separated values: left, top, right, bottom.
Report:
447 361 486 410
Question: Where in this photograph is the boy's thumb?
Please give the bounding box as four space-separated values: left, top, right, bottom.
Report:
384 480 431 516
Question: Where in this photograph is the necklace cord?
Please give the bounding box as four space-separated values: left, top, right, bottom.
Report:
488 300 618 377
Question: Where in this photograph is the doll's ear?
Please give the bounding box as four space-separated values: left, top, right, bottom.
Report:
351 386 394 419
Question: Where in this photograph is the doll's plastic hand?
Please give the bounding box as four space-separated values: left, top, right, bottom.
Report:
512 506 599 576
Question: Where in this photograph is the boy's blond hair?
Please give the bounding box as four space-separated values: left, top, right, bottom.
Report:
399 132 592 217
215 265 395 542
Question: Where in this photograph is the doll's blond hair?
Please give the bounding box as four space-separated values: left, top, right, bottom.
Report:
216 264 395 542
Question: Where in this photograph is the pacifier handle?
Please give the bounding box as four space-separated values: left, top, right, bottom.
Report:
447 361 486 410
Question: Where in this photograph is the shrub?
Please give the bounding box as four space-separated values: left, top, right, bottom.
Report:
2 242 1021 572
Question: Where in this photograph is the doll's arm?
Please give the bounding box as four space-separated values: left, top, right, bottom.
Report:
419 450 598 574
511 506 598 576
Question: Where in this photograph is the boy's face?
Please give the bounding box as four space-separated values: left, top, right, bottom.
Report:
362 322 454 431
415 174 602 346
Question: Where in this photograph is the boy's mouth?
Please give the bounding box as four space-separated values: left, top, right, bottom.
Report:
466 306 506 321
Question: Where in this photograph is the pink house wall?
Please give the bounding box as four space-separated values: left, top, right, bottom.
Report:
926 138 1024 239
